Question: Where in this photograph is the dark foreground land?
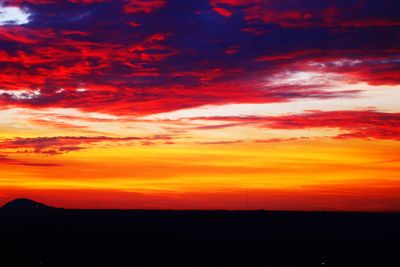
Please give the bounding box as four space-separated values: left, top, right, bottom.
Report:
0 208 399 267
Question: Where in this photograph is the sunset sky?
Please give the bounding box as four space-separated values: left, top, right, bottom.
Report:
0 0 399 210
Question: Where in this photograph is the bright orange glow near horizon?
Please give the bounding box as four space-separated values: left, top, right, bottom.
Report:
2 138 400 210
1 0 399 210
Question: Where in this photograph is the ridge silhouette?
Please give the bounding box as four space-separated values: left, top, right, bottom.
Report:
1 198 55 209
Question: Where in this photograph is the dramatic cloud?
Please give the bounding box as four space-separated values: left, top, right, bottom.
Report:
0 0 399 211
0 1 398 115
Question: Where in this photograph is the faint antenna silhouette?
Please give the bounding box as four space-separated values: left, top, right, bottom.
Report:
246 185 249 210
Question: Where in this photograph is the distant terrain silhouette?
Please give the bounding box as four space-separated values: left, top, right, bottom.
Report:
0 198 399 267
1 198 56 209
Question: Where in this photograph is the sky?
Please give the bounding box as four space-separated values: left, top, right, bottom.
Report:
0 0 399 210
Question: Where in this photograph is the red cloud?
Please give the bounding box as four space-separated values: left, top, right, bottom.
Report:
0 70 356 115
212 7 232 17
210 0 400 28
123 0 166 14
0 27 55 44
0 25 177 97
0 0 398 117
255 49 400 86
191 110 400 141
129 33 176 62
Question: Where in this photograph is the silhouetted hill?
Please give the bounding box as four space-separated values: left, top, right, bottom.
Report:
1 198 55 209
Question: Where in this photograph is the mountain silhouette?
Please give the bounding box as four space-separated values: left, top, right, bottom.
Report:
1 198 55 209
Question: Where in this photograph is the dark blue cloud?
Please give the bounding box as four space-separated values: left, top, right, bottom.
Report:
0 0 399 115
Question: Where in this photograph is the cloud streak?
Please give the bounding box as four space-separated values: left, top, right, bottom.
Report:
0 135 173 155
0 154 61 166
189 110 400 141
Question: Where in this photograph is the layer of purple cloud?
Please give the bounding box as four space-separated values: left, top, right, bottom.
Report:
0 0 399 115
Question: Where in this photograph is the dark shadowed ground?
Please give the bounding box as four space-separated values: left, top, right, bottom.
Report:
0 209 399 267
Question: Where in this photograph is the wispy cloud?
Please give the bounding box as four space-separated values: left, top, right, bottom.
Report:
0 135 173 155
189 110 400 141
0 154 61 166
